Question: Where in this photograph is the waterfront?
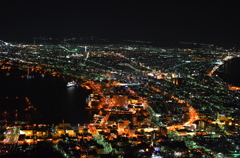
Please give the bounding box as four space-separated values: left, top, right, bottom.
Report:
218 57 240 87
0 68 92 125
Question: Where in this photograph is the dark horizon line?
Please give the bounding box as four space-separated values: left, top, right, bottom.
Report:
2 35 239 48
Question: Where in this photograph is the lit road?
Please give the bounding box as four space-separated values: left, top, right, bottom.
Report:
5 135 19 144
5 128 20 144
5 133 19 144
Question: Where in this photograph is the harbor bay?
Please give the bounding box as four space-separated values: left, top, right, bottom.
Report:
0 68 92 125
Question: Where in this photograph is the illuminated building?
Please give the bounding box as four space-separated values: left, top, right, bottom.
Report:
20 128 33 137
65 128 76 137
57 122 76 137
25 136 34 144
173 78 178 85
57 128 65 136
113 95 128 106
118 121 124 135
79 124 85 134
129 96 138 104
128 125 136 137
121 119 129 128
132 115 137 125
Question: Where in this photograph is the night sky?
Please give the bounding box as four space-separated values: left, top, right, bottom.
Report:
1 0 240 44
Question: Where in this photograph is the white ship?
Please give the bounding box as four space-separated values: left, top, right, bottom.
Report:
67 81 77 87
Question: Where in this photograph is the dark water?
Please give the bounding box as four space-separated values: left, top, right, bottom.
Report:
0 68 93 125
219 57 240 87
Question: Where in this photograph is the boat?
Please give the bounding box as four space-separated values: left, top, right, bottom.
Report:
67 81 77 87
